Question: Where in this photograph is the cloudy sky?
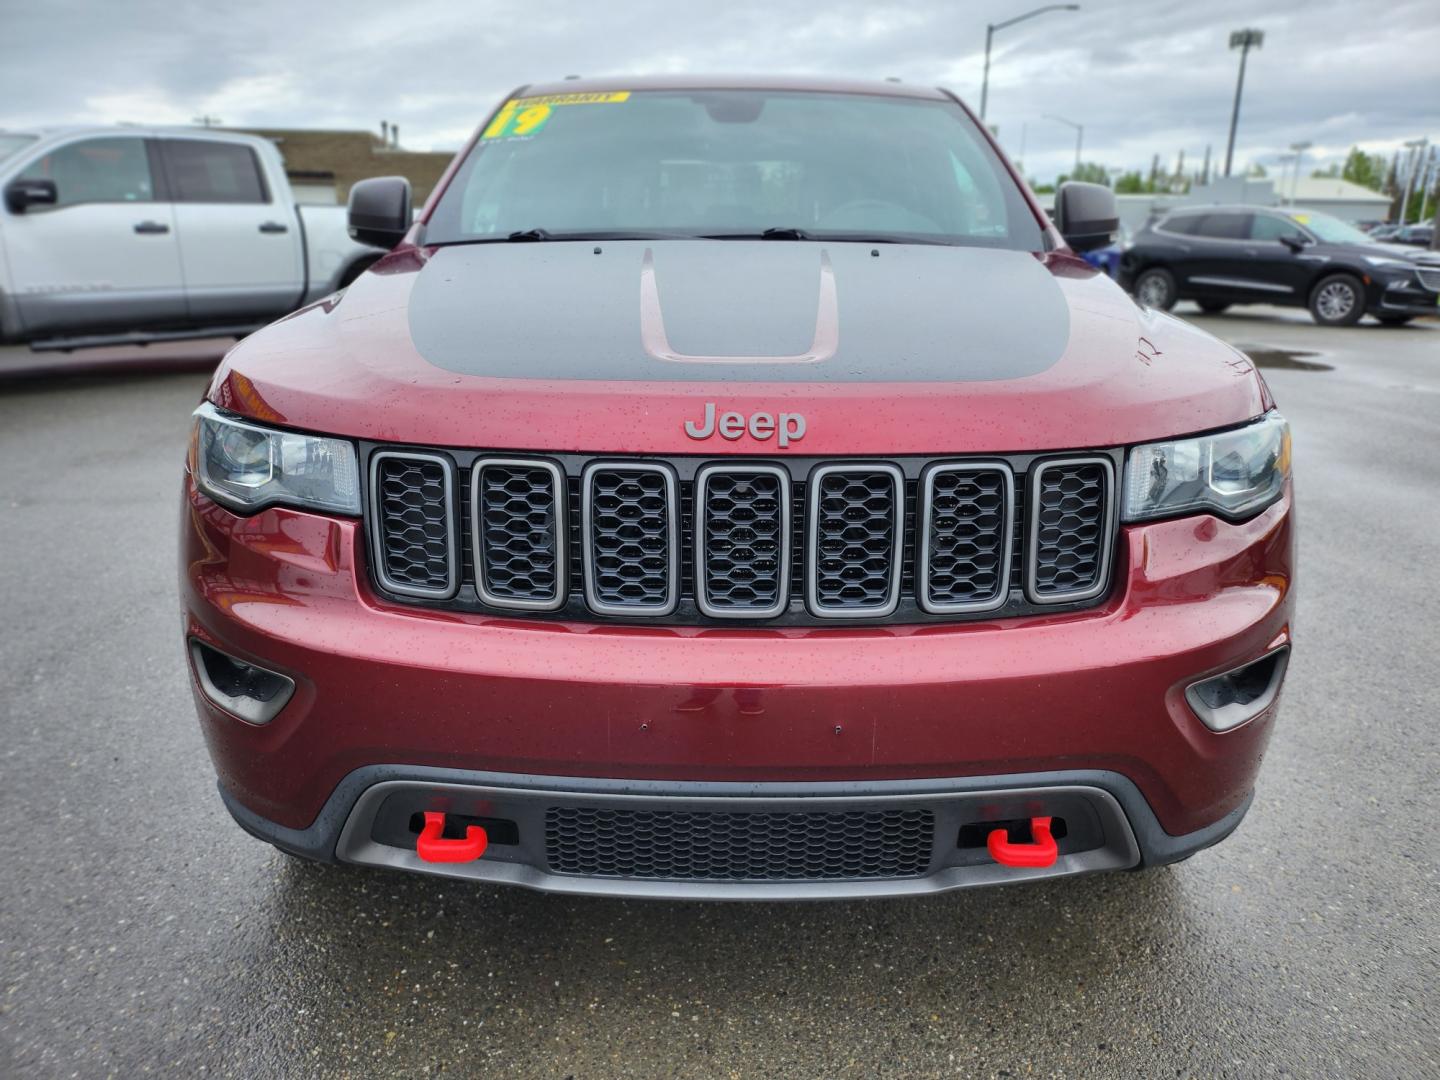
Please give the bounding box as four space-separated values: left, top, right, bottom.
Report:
3 0 1436 184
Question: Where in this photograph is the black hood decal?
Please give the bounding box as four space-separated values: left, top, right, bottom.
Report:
407 240 1070 383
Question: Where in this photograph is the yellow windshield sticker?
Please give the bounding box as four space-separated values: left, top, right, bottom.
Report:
482 91 630 139
1290 213 1310 224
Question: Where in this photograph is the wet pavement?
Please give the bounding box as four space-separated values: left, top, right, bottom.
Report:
1 307 1437 1078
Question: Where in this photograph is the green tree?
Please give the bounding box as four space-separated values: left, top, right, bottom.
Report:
1246 162 1268 178
1056 162 1110 186
1338 146 1387 191
1114 170 1147 194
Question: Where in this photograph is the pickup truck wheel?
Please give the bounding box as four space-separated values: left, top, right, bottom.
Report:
1308 274 1364 326
1133 268 1177 311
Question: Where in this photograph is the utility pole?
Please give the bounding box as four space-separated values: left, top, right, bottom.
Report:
1224 28 1264 177
980 5 1081 123
193 115 222 128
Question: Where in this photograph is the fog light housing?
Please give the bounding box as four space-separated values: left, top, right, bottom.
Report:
1185 646 1290 732
189 639 295 725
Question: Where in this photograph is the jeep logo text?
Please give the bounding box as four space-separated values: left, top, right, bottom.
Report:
683 403 806 448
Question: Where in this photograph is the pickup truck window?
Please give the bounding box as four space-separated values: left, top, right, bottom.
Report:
16 136 155 207
427 90 1043 250
160 139 270 204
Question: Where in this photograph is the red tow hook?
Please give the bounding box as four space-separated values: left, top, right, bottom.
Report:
416 811 488 863
987 816 1058 868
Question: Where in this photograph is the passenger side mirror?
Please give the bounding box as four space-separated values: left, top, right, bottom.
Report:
347 176 412 249
1279 234 1308 253
1054 182 1119 254
4 177 58 213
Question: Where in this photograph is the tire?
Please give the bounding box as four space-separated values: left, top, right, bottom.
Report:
1133 267 1177 311
1377 315 1414 326
1308 274 1364 326
1197 301 1229 315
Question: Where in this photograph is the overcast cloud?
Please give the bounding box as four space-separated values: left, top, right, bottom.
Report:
2 0 1436 184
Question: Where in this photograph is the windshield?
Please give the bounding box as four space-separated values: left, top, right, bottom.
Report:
426 89 1043 250
1286 210 1372 245
0 134 38 166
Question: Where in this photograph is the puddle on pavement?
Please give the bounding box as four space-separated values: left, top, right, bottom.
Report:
1238 346 1333 372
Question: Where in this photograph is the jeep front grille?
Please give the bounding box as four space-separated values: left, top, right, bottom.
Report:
544 804 935 881
472 458 565 610
364 449 1117 624
1026 458 1116 603
369 451 458 599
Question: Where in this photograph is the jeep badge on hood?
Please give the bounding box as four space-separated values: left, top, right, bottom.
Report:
683 403 806 447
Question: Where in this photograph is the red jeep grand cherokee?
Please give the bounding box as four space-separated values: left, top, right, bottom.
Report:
180 76 1294 899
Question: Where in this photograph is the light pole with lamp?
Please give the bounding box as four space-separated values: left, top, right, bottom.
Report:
1223 28 1264 177
980 5 1081 124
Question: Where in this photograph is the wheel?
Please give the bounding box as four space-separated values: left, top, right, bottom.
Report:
1377 315 1414 326
1308 274 1364 326
1197 301 1230 315
1133 267 1177 311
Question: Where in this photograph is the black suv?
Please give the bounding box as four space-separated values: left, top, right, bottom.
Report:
1119 205 1439 326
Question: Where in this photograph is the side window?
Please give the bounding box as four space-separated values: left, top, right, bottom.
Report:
1160 213 1203 235
16 137 154 208
1250 215 1306 242
1195 212 1252 240
161 140 269 204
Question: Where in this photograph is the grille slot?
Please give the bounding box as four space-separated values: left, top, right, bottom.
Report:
369 452 457 599
545 805 935 881
1026 457 1115 603
695 465 791 618
472 458 565 610
806 464 904 617
581 462 679 615
1416 268 1440 293
918 463 1014 613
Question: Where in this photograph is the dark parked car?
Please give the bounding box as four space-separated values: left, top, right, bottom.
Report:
1385 223 1434 248
1120 205 1439 325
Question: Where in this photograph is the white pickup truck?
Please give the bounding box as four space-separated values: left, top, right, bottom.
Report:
0 126 384 349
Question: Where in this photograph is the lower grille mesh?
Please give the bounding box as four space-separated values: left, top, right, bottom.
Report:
545 805 935 881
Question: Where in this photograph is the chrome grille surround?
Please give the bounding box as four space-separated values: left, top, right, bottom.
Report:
470 457 566 612
805 463 905 619
368 451 459 600
694 463 792 619
917 462 1015 614
1025 456 1117 605
581 461 680 616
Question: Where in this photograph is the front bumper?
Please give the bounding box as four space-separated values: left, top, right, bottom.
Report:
181 476 1294 894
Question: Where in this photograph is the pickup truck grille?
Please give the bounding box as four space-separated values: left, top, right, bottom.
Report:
366 449 1118 625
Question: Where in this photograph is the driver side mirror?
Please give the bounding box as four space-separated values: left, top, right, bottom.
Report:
1280 234 1309 253
5 177 58 213
1054 181 1119 254
347 176 412 249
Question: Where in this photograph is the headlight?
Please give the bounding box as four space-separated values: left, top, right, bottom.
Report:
1123 412 1290 523
1362 256 1414 270
191 402 360 514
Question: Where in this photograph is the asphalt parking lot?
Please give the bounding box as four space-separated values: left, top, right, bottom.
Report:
1 306 1437 1079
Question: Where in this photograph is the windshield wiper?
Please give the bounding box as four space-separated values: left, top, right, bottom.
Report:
700 227 813 241
505 228 552 242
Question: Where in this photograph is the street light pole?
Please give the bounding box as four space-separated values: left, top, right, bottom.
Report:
1223 28 1264 178
1398 138 1428 226
1289 140 1312 205
1045 114 1084 175
980 4 1081 124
